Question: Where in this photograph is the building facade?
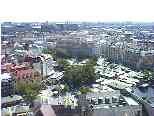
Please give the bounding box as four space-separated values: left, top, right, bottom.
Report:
1 73 15 97
78 91 142 116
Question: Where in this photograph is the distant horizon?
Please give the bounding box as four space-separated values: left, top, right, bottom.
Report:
1 20 154 23
1 0 154 23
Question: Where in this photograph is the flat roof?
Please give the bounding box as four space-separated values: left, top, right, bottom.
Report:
2 105 30 115
2 95 23 104
123 96 139 106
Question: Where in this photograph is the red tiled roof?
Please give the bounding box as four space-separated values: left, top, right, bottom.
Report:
16 69 32 79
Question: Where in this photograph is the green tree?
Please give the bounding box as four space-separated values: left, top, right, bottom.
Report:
16 80 41 104
86 58 97 66
62 84 70 93
57 59 70 70
63 61 96 89
42 48 56 59
143 69 153 81
79 86 92 94
56 48 72 59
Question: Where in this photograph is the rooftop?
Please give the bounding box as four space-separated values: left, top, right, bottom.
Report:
2 105 31 116
2 95 23 104
123 96 139 106
1 73 12 80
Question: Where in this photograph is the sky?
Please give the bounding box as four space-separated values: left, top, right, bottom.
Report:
0 0 154 22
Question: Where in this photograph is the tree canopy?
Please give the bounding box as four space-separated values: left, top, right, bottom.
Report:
16 80 41 103
63 61 96 89
42 48 97 60
142 69 153 80
79 86 92 94
57 59 70 70
42 48 56 59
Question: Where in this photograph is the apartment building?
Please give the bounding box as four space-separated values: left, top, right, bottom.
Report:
78 90 142 116
1 73 15 97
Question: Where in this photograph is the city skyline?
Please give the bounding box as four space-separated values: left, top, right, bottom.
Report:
0 0 154 22
1 13 154 116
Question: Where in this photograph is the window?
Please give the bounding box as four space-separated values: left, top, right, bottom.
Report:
17 113 27 116
136 111 141 116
